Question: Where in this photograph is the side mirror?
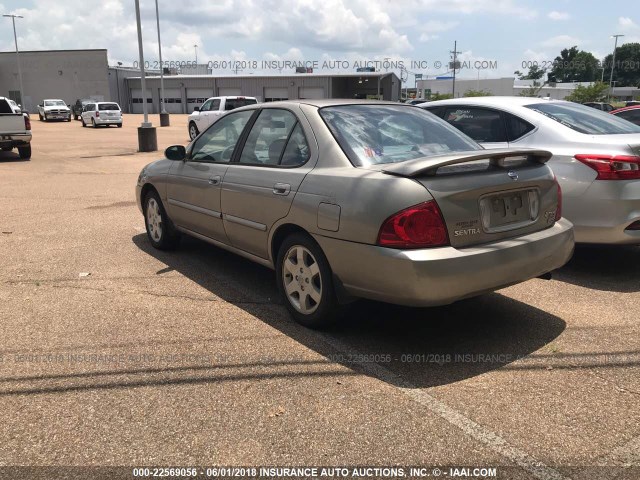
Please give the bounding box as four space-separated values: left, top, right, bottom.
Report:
67 104 71 108
37 104 42 108
165 145 186 161
193 106 200 112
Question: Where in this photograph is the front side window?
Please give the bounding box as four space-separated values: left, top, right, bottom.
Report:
211 99 221 110
200 99 213 112
190 110 254 163
526 102 640 135
319 105 480 167
238 109 305 166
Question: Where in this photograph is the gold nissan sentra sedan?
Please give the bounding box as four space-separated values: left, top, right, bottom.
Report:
136 100 574 328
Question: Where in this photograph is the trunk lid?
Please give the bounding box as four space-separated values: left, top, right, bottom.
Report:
382 149 560 248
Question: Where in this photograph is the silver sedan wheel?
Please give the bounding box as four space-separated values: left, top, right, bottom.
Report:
189 124 198 140
146 198 163 242
282 245 322 315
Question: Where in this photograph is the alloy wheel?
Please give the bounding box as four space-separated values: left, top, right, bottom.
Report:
146 198 163 242
282 245 322 315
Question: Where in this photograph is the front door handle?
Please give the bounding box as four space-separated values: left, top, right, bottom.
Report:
208 175 221 185
273 183 291 195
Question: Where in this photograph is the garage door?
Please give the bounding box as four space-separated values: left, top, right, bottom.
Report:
187 88 213 113
299 87 324 99
264 87 288 102
161 88 183 114
219 87 242 97
131 89 152 114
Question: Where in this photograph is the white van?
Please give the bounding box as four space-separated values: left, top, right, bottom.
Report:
81 102 123 128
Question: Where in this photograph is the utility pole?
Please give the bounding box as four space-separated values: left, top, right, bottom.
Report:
194 44 198 64
3 14 25 109
134 0 157 151
450 40 461 98
155 0 169 125
608 34 624 101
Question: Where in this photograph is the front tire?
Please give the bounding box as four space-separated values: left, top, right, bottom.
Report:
39 113 44 121
189 122 199 140
143 190 180 250
276 233 340 329
18 145 31 160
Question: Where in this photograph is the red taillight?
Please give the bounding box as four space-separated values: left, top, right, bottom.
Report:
377 201 449 248
555 180 562 222
96 111 100 117
24 115 30 131
575 154 640 180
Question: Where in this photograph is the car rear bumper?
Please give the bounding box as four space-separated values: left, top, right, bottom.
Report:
95 117 122 124
314 218 574 307
565 180 640 244
0 132 32 147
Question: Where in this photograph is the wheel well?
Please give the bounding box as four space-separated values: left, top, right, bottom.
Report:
270 224 309 263
140 183 158 211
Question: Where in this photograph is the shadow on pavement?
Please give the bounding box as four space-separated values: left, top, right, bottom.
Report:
0 150 29 162
129 233 567 389
554 244 640 293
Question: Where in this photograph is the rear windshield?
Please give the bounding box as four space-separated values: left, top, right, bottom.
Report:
98 103 120 111
0 99 12 114
319 104 480 166
525 102 640 135
225 99 257 111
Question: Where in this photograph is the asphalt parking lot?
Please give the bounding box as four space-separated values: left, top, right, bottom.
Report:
0 115 638 479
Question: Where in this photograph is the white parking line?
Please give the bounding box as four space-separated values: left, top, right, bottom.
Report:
320 335 571 480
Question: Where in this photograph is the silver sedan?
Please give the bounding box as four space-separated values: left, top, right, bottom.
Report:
136 100 573 328
419 97 640 244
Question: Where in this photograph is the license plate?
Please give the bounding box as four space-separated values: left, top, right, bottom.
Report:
480 189 538 232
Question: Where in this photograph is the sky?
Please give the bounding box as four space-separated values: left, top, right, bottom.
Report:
0 0 638 83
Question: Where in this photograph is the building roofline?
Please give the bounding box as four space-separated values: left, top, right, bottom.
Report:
123 71 399 81
0 48 107 55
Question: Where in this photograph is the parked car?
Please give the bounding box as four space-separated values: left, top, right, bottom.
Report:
583 102 615 112
72 99 92 120
420 97 640 244
81 102 123 128
188 96 258 140
625 101 640 107
37 99 72 121
611 105 640 126
137 100 573 328
0 96 32 159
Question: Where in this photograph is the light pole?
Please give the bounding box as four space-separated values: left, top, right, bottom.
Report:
194 44 198 64
3 14 25 110
155 0 169 126
608 34 624 101
134 0 157 151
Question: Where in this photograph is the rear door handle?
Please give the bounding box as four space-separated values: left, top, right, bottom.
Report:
273 183 291 195
208 175 221 185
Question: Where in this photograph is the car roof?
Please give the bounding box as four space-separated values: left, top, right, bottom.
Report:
420 96 568 108
611 105 640 114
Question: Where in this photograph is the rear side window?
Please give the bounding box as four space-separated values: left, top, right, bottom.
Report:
423 106 445 118
0 100 12 114
238 109 308 166
504 113 535 141
615 109 640 125
442 107 507 143
225 98 257 110
98 103 120 111
526 102 640 134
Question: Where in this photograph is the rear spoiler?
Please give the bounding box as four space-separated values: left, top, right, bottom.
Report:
381 149 552 178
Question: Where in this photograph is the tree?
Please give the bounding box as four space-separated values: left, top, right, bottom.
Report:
463 89 492 97
602 42 640 87
514 64 547 82
549 46 600 82
565 82 610 103
430 93 453 100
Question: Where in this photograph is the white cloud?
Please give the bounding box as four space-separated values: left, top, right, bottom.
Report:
540 35 581 48
418 20 458 42
618 17 637 29
548 11 569 21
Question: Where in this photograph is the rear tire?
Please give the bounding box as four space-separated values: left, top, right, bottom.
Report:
117 123 123 128
91 118 97 128
189 122 199 140
81 117 86 127
276 233 340 329
18 145 31 160
143 190 180 250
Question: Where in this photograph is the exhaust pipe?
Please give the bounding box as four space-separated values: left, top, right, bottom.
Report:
537 272 553 280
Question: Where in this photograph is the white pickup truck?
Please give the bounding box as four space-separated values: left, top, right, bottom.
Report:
187 96 258 140
0 96 32 160
37 99 72 122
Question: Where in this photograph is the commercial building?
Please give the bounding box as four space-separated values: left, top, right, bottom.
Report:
0 49 110 113
119 71 401 113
